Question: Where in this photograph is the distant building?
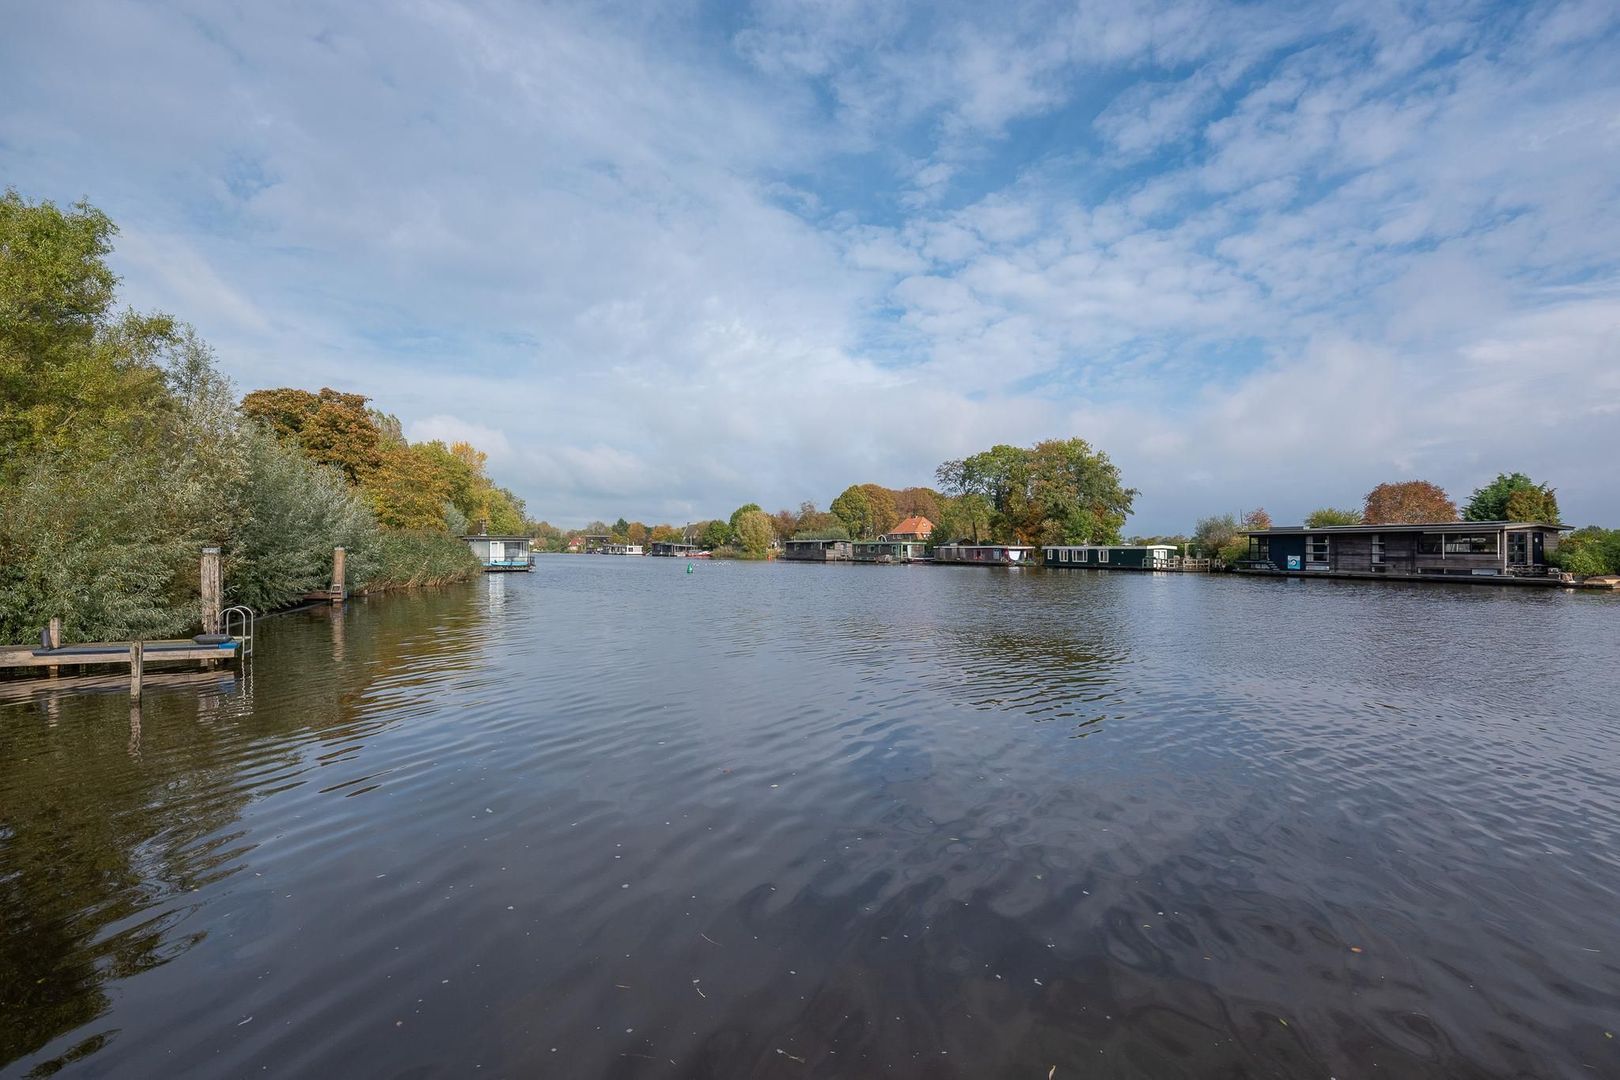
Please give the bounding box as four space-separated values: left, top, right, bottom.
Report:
461 534 534 572
783 538 853 562
1239 521 1570 581
1043 544 1179 569
884 516 934 542
852 539 928 563
649 542 700 557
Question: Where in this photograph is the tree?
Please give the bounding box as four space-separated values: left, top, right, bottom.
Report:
930 493 992 544
649 524 682 543
1 190 177 477
830 485 878 538
240 387 383 484
770 508 799 541
1363 481 1458 524
735 510 774 558
1193 514 1240 557
1240 507 1272 531
1550 527 1620 577
859 484 899 537
613 517 630 537
1464 472 1560 523
728 504 762 536
936 439 1134 544
794 502 844 537
894 487 943 524
1305 507 1363 527
699 520 731 550
365 443 454 530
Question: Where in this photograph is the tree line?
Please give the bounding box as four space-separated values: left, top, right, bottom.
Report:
567 438 1137 559
0 190 509 645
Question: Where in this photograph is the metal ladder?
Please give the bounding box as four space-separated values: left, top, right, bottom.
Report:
222 605 256 657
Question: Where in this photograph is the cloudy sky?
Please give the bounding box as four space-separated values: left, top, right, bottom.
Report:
5 0 1618 531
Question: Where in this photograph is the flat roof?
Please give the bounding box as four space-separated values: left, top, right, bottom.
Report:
1247 521 1570 536
460 535 534 541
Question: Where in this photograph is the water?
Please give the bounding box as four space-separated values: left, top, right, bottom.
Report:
2 560 1618 1078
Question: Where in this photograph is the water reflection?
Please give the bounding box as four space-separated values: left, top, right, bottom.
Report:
0 587 486 1073
1 564 1618 1078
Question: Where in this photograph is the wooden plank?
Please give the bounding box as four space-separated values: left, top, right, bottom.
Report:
201 546 223 634
0 642 237 670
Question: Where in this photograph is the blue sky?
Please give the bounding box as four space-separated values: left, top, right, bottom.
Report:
4 0 1618 531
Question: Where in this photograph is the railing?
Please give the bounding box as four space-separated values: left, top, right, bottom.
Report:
222 605 255 657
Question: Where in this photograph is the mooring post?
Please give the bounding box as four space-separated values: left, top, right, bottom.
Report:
129 641 144 700
201 546 223 635
46 616 61 677
332 546 346 604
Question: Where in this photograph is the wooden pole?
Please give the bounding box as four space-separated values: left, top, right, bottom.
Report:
332 546 346 604
201 546 223 635
46 617 61 678
129 641 144 700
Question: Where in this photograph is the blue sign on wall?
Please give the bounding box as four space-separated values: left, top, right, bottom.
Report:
1287 555 1302 570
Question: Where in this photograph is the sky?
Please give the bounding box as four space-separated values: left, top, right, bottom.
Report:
3 0 1618 532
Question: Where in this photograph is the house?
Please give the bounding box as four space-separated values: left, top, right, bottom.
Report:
1239 521 1570 582
461 534 534 572
852 539 928 563
932 542 1036 566
1043 544 1179 569
649 542 700 557
884 516 934 542
783 538 853 562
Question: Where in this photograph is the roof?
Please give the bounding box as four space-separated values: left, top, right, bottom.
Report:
887 516 934 535
1246 521 1571 536
460 534 534 542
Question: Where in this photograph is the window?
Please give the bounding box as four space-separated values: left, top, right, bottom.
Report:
1370 534 1384 566
1306 535 1330 565
1418 533 1442 554
1249 536 1269 561
1443 534 1498 555
1508 532 1528 564
1079 548 1089 562
1099 548 1109 563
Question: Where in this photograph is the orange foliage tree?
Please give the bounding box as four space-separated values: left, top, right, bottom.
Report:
1363 481 1458 524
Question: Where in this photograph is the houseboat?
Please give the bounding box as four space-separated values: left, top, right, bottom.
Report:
1043 544 1179 569
600 543 644 556
461 534 534 572
649 542 701 557
1237 521 1572 584
783 538 853 562
852 539 929 563
932 542 1036 566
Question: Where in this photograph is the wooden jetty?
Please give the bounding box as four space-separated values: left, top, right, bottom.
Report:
0 547 254 699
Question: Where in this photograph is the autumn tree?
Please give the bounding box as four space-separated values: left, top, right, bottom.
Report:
649 524 682 543
770 508 799 541
1240 507 1272 531
1193 514 1240 557
794 502 845 538
858 484 900 537
240 387 383 484
1304 507 1363 527
1363 481 1458 524
1464 472 1560 523
894 487 943 524
728 504 763 537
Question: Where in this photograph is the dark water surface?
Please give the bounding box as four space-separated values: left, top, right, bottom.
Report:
3 560 1619 1078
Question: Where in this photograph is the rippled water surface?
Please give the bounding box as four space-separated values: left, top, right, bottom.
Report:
3 559 1619 1078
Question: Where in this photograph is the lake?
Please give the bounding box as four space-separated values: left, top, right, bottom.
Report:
2 558 1618 1077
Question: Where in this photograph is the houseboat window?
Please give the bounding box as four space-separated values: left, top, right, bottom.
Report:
1418 533 1443 554
1099 548 1109 563
1249 536 1269 561
1306 535 1330 563
1370 534 1384 565
1508 531 1528 564
1443 534 1497 555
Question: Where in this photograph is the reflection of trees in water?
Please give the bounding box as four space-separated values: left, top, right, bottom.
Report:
0 586 485 1071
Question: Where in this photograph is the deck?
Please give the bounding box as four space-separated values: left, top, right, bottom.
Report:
1 639 241 670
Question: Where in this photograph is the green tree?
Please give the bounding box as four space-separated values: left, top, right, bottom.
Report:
1464 472 1560 523
699 520 731 550
1550 527 1620 576
859 483 900 536
1193 513 1240 557
728 503 763 535
830 485 878 538
1305 507 1363 527
735 509 774 558
1 190 177 477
